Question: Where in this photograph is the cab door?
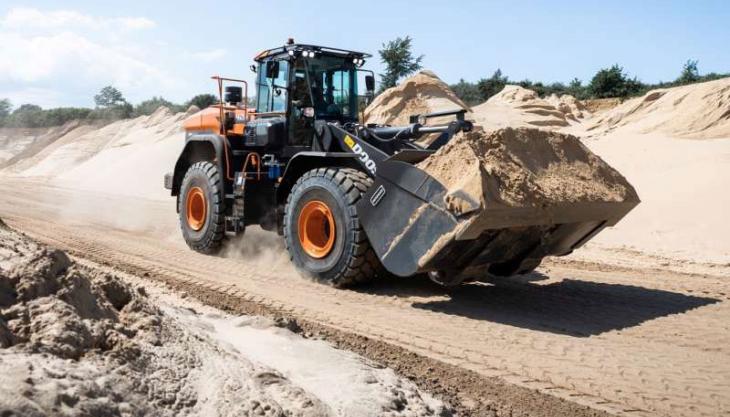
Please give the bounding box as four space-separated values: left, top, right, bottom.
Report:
256 60 290 114
289 59 315 147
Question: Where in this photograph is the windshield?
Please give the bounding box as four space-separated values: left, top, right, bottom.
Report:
302 56 358 121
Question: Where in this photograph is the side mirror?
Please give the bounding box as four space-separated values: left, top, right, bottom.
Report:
365 75 375 93
250 64 257 73
266 61 280 79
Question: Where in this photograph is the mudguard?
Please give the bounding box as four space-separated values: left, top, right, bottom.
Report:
276 152 361 204
171 133 229 197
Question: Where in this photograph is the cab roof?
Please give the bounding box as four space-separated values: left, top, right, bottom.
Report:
254 43 372 62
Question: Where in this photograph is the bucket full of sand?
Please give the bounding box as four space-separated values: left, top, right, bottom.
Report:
357 126 639 283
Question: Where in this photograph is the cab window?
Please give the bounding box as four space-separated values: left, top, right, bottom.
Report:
256 60 289 113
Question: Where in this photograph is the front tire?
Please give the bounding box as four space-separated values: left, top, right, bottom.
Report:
283 167 383 287
178 161 225 254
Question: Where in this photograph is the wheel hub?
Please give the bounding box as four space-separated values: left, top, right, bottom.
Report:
298 200 335 258
186 186 207 231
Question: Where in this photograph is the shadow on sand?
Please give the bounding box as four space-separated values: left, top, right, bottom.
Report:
357 272 719 337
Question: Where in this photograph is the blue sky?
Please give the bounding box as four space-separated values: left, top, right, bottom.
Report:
1 0 729 108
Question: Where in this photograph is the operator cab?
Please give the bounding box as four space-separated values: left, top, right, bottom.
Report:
249 41 375 152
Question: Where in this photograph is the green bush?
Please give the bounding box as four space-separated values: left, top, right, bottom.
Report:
449 79 481 106
588 65 644 98
187 94 218 109
477 69 508 101
134 96 182 117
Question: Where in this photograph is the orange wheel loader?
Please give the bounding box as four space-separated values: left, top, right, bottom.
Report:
164 40 637 287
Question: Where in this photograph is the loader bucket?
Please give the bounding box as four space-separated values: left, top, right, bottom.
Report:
356 158 638 280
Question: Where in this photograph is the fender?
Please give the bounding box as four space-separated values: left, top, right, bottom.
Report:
171 132 230 197
276 152 361 205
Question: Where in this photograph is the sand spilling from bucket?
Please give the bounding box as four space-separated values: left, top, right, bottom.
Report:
417 127 638 216
364 70 471 126
588 77 730 139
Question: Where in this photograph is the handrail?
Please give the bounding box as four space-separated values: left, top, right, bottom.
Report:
211 75 249 134
210 75 250 181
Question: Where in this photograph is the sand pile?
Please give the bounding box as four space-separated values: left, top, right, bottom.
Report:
3 106 186 200
0 220 180 415
363 70 470 126
545 93 590 120
417 127 638 218
0 122 94 167
471 85 576 131
0 221 449 416
588 77 730 138
583 97 622 114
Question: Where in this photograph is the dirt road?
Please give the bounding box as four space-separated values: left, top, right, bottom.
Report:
1 177 728 417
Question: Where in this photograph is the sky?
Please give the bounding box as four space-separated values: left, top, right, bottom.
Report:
1 0 729 108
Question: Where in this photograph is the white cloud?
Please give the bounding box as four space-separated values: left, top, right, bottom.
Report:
0 7 156 31
0 31 168 86
0 8 180 106
116 17 156 30
190 48 228 62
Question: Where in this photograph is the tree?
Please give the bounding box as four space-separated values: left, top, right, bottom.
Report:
92 86 133 120
378 36 424 92
7 104 43 128
0 99 11 125
94 86 126 107
477 69 509 100
677 59 700 84
187 93 218 109
589 65 644 98
450 79 481 105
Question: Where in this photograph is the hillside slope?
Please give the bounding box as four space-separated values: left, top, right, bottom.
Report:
587 77 730 138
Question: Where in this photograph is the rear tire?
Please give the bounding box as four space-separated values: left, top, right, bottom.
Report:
178 161 225 254
283 167 383 287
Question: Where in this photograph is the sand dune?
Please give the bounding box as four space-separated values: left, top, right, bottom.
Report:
4 107 187 200
363 70 470 126
472 85 573 130
0 122 94 167
587 77 730 138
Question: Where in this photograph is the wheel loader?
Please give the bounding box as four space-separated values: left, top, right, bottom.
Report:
165 40 636 286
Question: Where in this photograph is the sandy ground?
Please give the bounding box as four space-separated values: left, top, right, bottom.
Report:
0 219 448 417
0 179 727 417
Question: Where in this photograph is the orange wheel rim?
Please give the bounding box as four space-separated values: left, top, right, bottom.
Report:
298 200 336 259
186 186 207 231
